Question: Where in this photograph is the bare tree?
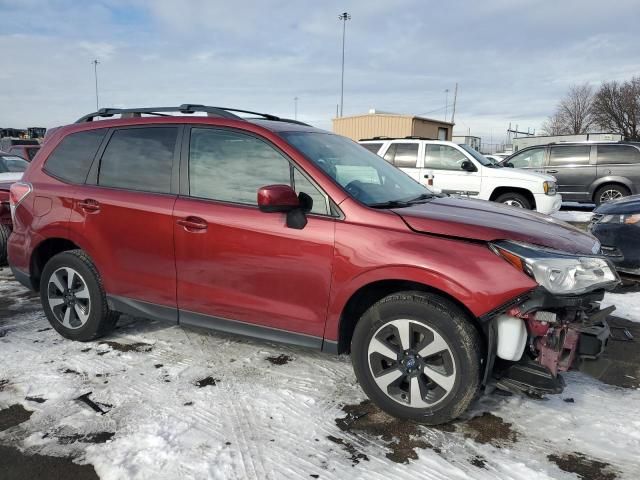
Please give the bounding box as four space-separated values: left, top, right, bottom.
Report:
557 83 595 134
541 112 569 136
592 77 640 140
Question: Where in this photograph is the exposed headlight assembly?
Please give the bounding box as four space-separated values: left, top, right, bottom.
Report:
491 240 619 295
543 181 557 196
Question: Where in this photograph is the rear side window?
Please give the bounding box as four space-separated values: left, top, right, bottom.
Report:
98 127 177 194
360 142 383 155
44 129 107 184
383 143 419 168
597 145 640 165
549 146 591 166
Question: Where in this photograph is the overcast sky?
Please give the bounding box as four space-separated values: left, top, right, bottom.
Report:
1 0 638 146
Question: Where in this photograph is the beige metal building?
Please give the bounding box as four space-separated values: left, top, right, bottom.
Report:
332 110 454 141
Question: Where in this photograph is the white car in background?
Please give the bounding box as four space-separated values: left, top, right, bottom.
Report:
0 154 28 183
359 138 561 214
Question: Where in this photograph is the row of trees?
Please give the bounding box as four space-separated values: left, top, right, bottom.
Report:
541 77 640 140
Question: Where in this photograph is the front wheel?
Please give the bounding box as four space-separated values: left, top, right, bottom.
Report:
351 291 482 425
40 250 118 341
495 192 532 210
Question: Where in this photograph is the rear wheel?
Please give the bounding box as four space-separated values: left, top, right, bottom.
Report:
595 184 629 205
0 224 10 267
495 192 532 210
351 291 482 425
40 250 118 341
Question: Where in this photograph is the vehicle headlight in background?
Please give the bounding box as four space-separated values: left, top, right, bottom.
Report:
543 181 557 196
598 213 640 225
491 240 619 295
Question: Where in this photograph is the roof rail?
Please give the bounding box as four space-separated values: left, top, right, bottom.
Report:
75 104 311 126
359 135 436 141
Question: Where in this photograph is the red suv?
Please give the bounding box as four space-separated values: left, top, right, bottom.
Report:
8 105 619 424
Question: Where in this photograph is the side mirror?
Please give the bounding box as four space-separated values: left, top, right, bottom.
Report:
461 160 477 172
258 184 300 213
504 162 514 168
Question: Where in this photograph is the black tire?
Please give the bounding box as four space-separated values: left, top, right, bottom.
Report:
594 184 629 206
495 192 532 210
40 249 118 341
0 224 10 267
351 291 482 425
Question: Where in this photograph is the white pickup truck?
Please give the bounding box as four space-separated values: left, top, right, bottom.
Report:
360 138 562 214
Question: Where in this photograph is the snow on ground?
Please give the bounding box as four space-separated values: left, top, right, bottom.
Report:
1 267 640 480
603 291 640 323
552 210 594 224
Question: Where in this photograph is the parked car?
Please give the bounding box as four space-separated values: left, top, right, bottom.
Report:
502 142 640 205
589 194 640 276
9 104 619 424
0 137 39 152
0 154 28 182
484 154 503 164
0 180 12 266
359 138 561 214
7 144 40 161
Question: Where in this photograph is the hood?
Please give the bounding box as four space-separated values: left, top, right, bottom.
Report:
394 196 599 255
487 166 556 183
593 194 640 215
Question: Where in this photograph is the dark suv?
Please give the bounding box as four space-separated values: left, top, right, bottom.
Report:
503 142 640 205
8 105 620 424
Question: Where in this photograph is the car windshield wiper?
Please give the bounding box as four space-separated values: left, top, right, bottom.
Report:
368 193 434 209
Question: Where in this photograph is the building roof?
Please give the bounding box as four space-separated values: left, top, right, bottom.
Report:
335 109 455 126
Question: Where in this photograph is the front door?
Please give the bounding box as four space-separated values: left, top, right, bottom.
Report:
174 127 336 344
546 145 595 202
423 144 482 197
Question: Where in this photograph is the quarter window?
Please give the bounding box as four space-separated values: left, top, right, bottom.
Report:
597 145 640 165
98 127 177 194
549 146 591 166
293 169 329 215
44 129 107 184
425 145 468 170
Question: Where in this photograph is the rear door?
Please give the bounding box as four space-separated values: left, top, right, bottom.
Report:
423 144 482 197
546 145 594 202
69 125 181 316
595 144 640 195
173 126 336 342
382 142 422 181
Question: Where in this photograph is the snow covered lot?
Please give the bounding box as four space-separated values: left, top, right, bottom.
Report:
1 220 640 479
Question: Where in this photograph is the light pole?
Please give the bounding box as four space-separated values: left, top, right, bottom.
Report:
444 89 449 122
294 96 298 120
92 59 100 110
338 12 351 117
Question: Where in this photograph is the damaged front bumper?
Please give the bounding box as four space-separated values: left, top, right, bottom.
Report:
483 288 614 397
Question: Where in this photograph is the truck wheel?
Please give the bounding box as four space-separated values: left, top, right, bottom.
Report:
595 184 629 205
40 249 119 341
351 291 482 425
495 192 532 209
0 224 10 267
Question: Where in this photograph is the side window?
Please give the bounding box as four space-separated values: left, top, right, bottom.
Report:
425 145 467 170
360 142 383 155
382 143 419 168
597 145 640 165
44 129 107 184
507 148 545 168
189 128 290 205
98 127 177 193
549 146 591 166
293 169 329 215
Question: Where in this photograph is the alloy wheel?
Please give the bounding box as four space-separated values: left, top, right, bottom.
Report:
367 319 456 408
47 267 91 330
600 189 623 203
503 199 524 208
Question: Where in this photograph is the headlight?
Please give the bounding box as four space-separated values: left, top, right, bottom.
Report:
543 181 557 196
491 240 619 295
598 213 640 225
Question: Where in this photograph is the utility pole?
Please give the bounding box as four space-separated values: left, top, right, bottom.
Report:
294 96 298 120
338 12 351 117
444 89 449 121
92 59 100 110
450 83 458 124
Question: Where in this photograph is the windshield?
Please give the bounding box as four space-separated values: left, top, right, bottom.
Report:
282 132 432 207
458 144 497 167
0 156 28 173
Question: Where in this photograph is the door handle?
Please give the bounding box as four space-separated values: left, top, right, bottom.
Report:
79 199 100 212
546 169 559 173
177 216 208 231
